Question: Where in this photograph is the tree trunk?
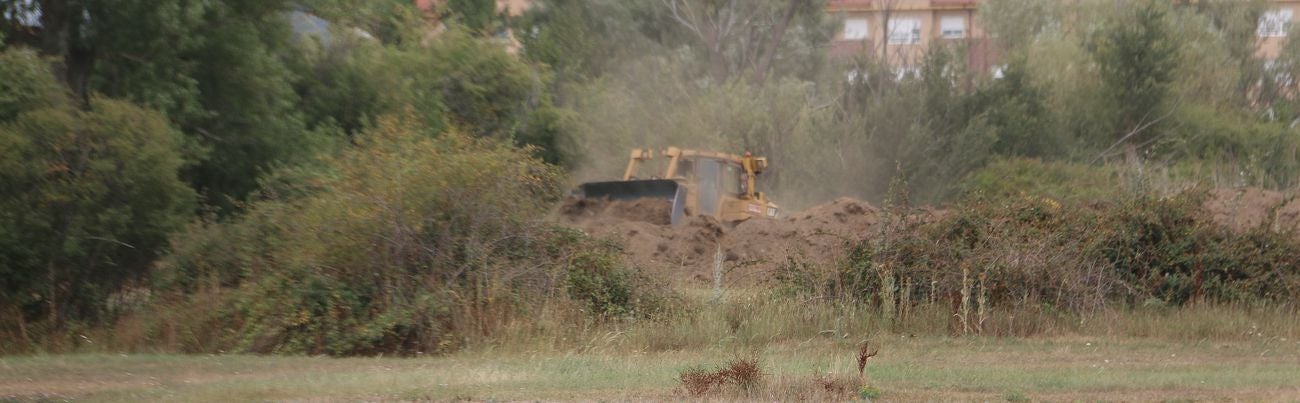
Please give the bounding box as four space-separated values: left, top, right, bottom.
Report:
37 0 93 106
702 21 729 81
751 0 806 84
45 258 60 327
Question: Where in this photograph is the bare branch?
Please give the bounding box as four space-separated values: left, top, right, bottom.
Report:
1091 98 1184 164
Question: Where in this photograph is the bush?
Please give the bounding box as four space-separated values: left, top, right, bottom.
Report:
677 357 764 397
786 188 1300 329
149 114 663 355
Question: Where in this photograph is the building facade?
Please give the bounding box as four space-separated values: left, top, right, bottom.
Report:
826 0 993 75
828 0 1300 75
1256 0 1300 59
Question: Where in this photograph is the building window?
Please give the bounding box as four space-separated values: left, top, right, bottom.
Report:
1259 9 1293 37
940 16 966 38
843 18 869 40
888 18 921 44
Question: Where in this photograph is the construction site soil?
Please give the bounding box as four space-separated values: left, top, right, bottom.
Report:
558 197 944 286
558 188 1300 286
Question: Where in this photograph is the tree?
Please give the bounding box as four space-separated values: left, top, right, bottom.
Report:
660 0 832 83
303 0 425 45
448 0 498 33
1177 0 1267 106
0 95 195 328
0 47 68 122
979 0 1056 54
1089 1 1180 164
3 0 323 210
516 0 649 81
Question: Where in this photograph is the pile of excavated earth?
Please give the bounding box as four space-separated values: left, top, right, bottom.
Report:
559 197 942 285
558 187 1300 286
1202 187 1300 234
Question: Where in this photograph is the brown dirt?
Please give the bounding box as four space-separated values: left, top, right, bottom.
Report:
1278 197 1300 234
1202 187 1300 234
559 196 912 286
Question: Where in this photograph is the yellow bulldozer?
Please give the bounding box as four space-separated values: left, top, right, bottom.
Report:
576 147 780 226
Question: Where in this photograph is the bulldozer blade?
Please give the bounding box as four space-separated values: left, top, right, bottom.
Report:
578 179 688 227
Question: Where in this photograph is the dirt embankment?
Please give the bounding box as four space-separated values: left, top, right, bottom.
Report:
558 197 939 286
1202 187 1300 234
560 187 1299 286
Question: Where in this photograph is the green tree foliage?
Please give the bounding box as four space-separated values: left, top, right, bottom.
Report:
290 34 395 138
427 30 535 137
870 46 1056 201
979 0 1056 54
290 27 573 164
448 0 498 33
0 95 195 327
303 0 425 45
1176 0 1267 105
1088 1 1180 160
516 0 650 80
0 48 67 122
4 0 322 209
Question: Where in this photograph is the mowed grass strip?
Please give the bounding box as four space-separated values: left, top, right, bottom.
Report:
2 337 1299 401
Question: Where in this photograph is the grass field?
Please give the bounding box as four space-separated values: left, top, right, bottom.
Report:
4 335 1299 401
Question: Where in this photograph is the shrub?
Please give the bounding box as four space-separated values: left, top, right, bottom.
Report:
148 114 662 355
677 357 765 397
785 188 1300 331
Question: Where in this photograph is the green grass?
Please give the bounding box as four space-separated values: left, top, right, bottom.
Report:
7 291 1300 400
4 336 1299 401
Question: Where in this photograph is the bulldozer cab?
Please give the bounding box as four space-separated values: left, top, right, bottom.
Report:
578 147 780 226
685 157 743 217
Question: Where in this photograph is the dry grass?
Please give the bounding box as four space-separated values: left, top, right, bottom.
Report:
676 357 763 397
857 339 878 377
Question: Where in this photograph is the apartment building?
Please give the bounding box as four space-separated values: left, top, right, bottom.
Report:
1257 0 1300 59
828 0 1300 75
826 0 993 75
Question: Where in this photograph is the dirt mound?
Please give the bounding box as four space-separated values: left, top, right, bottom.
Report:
1202 187 1300 234
560 187 1300 287
558 196 892 286
1277 198 1300 234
